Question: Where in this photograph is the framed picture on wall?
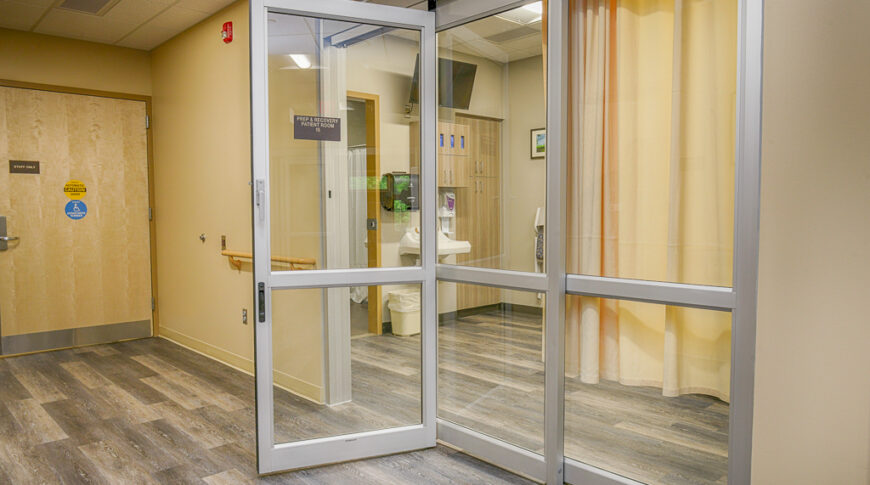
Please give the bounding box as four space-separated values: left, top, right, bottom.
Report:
530 128 546 159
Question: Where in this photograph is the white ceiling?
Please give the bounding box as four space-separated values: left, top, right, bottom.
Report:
441 12 542 63
0 0 237 51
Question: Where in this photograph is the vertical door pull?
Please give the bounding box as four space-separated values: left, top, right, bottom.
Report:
258 282 266 322
255 179 266 221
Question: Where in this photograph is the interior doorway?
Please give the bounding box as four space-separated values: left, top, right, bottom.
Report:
346 91 382 337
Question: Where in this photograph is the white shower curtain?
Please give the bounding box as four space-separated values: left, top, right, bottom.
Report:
348 147 369 303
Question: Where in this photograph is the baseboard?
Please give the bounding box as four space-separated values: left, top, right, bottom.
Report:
498 303 544 316
438 302 544 324
158 326 254 375
273 369 323 403
158 326 323 404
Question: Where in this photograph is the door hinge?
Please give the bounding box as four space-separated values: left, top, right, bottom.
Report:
145 114 151 130
148 207 153 221
151 297 156 311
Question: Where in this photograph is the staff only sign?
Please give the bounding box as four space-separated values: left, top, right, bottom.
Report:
293 115 341 141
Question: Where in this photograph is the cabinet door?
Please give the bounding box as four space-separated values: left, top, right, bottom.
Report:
452 155 470 187
480 119 501 178
438 154 450 186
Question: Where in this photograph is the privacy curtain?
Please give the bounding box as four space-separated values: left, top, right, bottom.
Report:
566 0 737 401
348 147 369 304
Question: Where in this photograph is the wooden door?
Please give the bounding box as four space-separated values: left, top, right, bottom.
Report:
0 86 152 341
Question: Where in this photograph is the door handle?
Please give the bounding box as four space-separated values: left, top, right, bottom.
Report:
258 282 266 323
0 216 14 251
255 179 266 222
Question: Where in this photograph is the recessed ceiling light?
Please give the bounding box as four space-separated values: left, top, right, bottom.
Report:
289 54 311 69
522 1 543 15
495 2 542 25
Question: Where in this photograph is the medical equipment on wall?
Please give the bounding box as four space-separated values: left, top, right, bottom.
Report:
439 191 455 235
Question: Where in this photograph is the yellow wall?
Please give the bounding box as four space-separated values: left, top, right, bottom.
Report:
149 1 256 377
267 56 325 401
0 28 151 95
753 1 870 483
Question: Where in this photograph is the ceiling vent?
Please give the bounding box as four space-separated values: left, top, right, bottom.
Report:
56 0 119 16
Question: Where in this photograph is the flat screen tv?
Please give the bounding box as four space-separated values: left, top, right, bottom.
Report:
408 55 477 110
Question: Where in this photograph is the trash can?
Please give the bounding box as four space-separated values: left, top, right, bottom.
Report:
388 289 421 336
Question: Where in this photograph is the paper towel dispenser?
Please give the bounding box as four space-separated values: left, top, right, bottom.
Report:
380 172 419 212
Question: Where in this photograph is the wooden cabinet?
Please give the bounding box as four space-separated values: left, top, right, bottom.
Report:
455 115 502 310
437 122 470 187
409 115 503 311
411 121 470 187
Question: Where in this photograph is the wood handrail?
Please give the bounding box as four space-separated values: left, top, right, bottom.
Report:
221 250 316 270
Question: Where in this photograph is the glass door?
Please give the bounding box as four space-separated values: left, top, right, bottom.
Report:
250 0 436 474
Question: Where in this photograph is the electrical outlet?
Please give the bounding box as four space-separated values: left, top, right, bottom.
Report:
242 308 248 324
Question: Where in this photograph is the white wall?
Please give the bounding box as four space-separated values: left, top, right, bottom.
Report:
752 1 870 483
505 55 546 307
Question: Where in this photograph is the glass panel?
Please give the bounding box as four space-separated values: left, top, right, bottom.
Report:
272 284 422 444
437 282 545 453
566 0 738 287
433 3 546 272
564 295 730 484
267 12 422 270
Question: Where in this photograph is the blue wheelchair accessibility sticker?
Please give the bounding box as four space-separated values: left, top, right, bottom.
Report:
65 200 87 220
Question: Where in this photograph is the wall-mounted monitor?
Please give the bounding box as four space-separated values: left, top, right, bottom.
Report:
408 55 477 110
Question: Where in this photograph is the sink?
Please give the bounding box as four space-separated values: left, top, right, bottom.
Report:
398 228 471 257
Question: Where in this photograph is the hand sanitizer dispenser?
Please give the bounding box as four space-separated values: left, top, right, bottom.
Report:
439 192 455 236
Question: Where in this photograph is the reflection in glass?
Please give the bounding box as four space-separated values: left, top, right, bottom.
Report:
267 12 422 270
566 0 738 287
437 283 545 453
434 4 546 273
565 295 730 484
272 284 422 444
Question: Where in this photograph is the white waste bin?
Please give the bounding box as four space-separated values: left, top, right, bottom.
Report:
388 289 421 336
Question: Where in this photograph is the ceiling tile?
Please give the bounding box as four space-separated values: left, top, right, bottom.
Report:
34 9 136 44
116 5 210 50
0 0 49 30
32 0 175 45
175 0 236 14
114 26 173 50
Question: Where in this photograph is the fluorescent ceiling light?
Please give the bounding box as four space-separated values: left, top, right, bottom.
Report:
289 54 311 69
495 2 542 25
522 1 542 15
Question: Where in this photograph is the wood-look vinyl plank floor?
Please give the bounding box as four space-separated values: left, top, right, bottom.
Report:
0 336 529 484
0 308 727 484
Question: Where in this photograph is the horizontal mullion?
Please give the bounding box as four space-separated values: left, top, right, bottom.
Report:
269 267 426 289
265 0 430 30
564 457 643 485
566 274 735 311
436 264 548 292
436 419 545 482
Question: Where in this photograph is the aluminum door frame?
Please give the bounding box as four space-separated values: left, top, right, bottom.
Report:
431 1 763 484
250 0 437 474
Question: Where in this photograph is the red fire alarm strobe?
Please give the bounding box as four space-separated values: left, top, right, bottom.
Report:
221 21 233 43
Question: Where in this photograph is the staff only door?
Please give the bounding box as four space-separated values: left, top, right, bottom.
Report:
0 85 153 355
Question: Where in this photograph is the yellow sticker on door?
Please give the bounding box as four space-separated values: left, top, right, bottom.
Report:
64 180 87 199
